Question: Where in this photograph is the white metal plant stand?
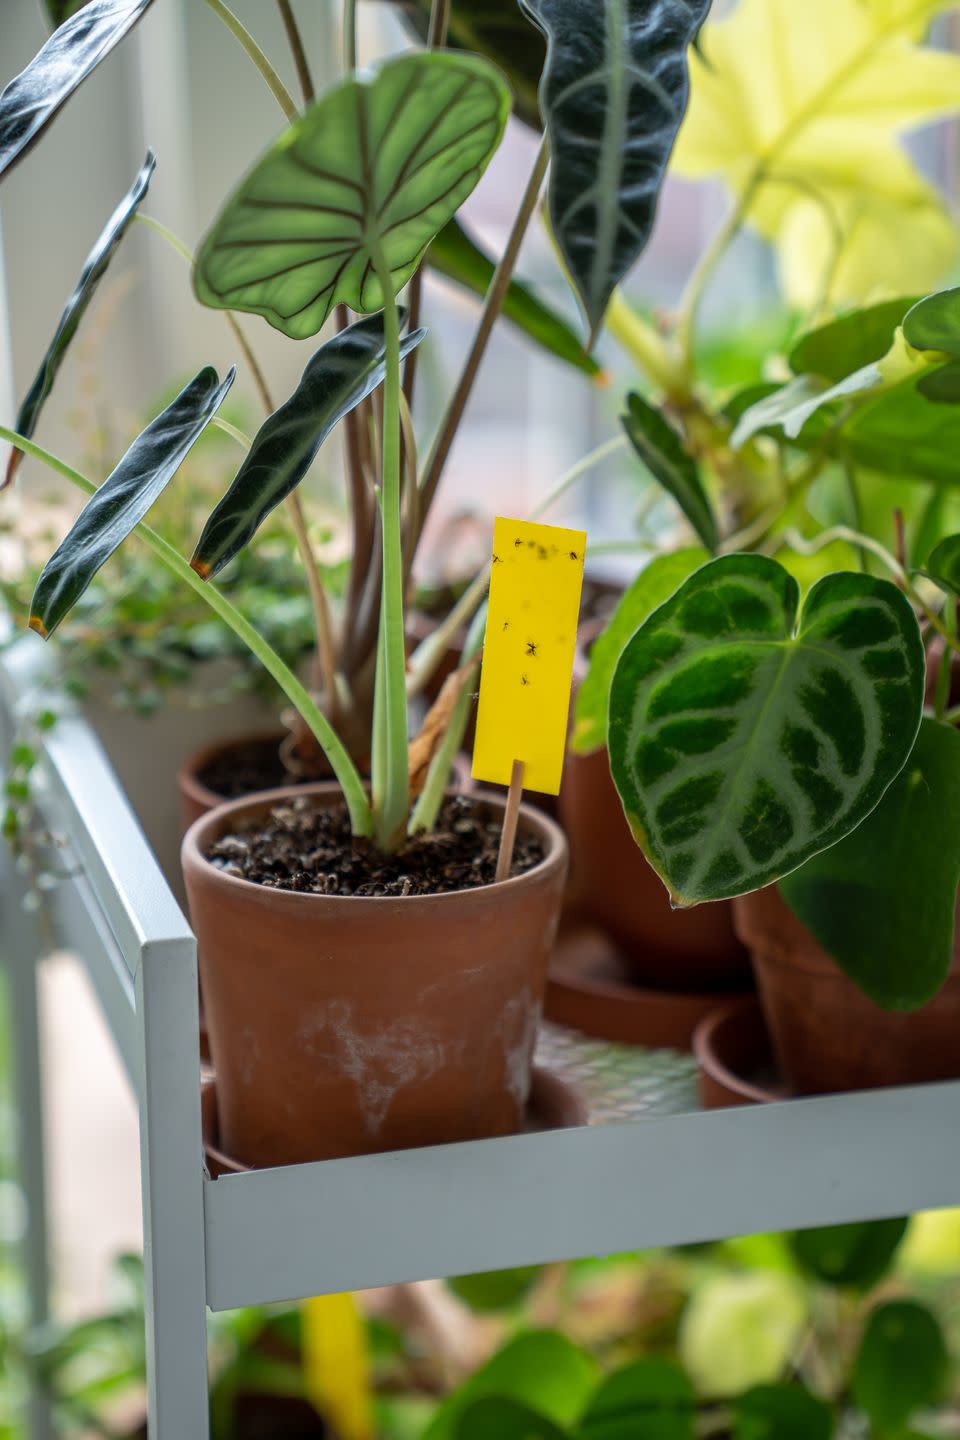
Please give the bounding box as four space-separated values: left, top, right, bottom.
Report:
3 629 960 1440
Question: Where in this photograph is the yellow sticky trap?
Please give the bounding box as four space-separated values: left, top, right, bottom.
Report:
472 516 586 795
302 1294 375 1440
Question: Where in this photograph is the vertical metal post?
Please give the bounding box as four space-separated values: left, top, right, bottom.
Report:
135 936 210 1439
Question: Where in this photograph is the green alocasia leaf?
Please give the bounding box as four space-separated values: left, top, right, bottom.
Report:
853 1301 948 1433
423 1332 598 1440
607 555 924 906
578 1359 696 1440
921 533 960 595
779 717 960 1009
733 1385 833 1440
428 219 601 377
790 297 920 382
30 367 235 637
571 548 708 755
447 1266 543 1312
0 0 154 181
191 313 425 580
519 0 711 341
622 394 717 551
456 1397 568 1440
902 286 960 357
787 1219 908 1290
5 151 155 490
194 52 510 341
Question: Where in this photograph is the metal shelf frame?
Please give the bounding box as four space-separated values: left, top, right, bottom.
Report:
3 632 959 1440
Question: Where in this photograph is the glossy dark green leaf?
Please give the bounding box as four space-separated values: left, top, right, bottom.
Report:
903 287 960 358
457 1397 568 1440
30 367 235 638
623 393 717 551
194 52 510 341
917 359 960 404
428 219 601 377
578 1359 695 1440
922 533 960 596
780 718 960 1009
5 151 155 490
787 1219 908 1289
790 298 919 382
44 0 93 23
838 374 960 484
191 314 424 580
853 1301 948 1433
733 1385 833 1440
520 0 710 340
423 1332 598 1440
607 555 925 906
447 1266 543 1312
0 0 154 181
572 548 708 755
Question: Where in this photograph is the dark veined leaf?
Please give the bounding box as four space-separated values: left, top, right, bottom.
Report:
922 533 960 596
423 1332 598 1440
733 1384 833 1440
903 286 960 358
428 219 601 377
571 547 708 755
622 393 717 550
44 1 93 23
30 367 235 638
607 555 924 906
853 1301 948 1433
787 1219 908 1290
520 0 710 341
0 0 154 181
191 313 425 580
194 51 510 341
447 1266 543 1312
578 1359 696 1440
790 297 919 383
456 1397 568 1440
780 718 960 1010
5 151 155 490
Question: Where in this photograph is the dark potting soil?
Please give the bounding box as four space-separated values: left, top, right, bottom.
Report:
196 737 313 799
206 793 545 897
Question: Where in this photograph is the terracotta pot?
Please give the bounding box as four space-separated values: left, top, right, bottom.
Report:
182 783 568 1167
734 886 960 1095
693 996 786 1108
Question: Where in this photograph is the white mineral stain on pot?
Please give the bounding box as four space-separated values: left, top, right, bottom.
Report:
498 988 540 1110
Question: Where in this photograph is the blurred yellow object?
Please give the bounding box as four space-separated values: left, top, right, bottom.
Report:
302 1293 375 1440
674 0 960 306
900 1209 960 1274
679 1272 808 1397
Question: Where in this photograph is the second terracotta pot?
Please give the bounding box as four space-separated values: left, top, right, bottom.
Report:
182 783 568 1168
735 886 960 1095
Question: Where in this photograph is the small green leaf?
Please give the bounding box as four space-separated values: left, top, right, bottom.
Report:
607 555 925 906
30 367 235 638
579 1359 695 1440
853 1301 948 1433
423 1333 598 1440
776 363 885 441
447 1266 543 1312
571 548 707 755
520 0 710 340
779 718 960 1010
790 297 920 382
840 373 960 484
922 533 960 596
733 1384 833 1440
428 219 601 377
917 359 960 405
194 52 510 340
622 394 717 551
0 0 155 181
730 376 825 450
788 1219 908 1290
456 1397 568 1440
903 287 960 358
191 313 424 580
5 152 156 488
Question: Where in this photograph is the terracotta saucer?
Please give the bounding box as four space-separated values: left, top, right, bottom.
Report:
545 924 753 1051
201 1065 589 1176
692 995 791 1107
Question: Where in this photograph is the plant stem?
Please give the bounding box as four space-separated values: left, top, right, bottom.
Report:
604 290 687 398
342 0 358 72
3 425 372 835
408 658 479 834
416 139 549 529
370 250 410 848
676 177 758 375
935 602 956 720
201 0 298 122
276 0 314 104
530 435 629 520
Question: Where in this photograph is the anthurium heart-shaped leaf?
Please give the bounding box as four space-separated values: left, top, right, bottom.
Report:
921 534 960 595
0 0 154 181
572 548 708 755
520 0 711 341
428 219 601 377
5 151 155 490
607 555 924 906
779 718 960 1010
788 1219 908 1290
853 1302 948 1434
578 1359 695 1440
456 1397 568 1440
790 297 920 382
30 367 235 637
191 313 425 580
622 394 717 551
733 1385 833 1440
903 286 960 358
194 52 510 341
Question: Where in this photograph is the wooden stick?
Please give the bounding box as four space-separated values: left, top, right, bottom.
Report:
496 759 525 883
